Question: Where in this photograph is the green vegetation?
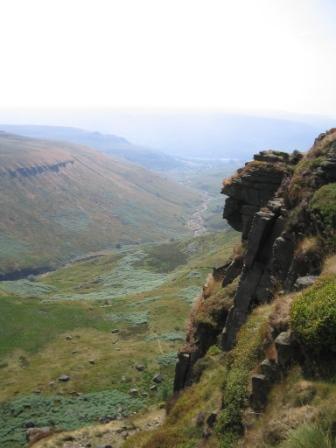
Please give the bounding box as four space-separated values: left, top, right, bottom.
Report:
124 305 270 448
215 306 269 446
310 184 336 246
0 391 145 448
279 424 336 448
0 231 239 447
291 275 336 354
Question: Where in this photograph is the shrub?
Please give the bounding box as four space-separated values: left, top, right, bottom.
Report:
291 276 336 354
310 184 336 246
279 423 336 448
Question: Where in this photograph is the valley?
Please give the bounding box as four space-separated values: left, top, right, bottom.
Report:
0 133 201 277
0 230 239 447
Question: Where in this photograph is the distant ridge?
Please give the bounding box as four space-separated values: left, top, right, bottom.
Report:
0 125 182 171
0 132 199 275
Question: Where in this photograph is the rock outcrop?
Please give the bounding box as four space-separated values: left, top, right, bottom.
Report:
174 130 336 392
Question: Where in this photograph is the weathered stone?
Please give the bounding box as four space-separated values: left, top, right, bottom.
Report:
271 234 295 282
250 374 269 410
129 388 139 397
245 210 275 268
275 331 293 368
135 364 145 371
221 262 264 350
173 352 191 391
26 427 53 444
152 373 163 384
294 275 318 290
260 358 279 382
58 374 70 382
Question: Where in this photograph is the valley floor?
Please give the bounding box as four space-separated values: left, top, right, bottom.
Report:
0 230 239 448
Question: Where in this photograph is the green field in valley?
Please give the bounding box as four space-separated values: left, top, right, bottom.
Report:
0 230 239 447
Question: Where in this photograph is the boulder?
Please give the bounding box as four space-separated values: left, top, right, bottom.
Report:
294 275 318 290
206 411 217 428
58 374 70 382
129 388 139 397
250 374 269 411
135 364 145 371
275 331 293 368
26 427 53 444
260 358 279 382
152 373 163 384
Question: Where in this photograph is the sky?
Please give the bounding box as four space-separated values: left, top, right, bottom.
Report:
0 0 335 117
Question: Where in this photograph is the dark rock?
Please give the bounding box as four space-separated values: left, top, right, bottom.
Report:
271 234 295 282
152 373 163 384
129 388 139 397
221 262 264 350
213 256 243 287
260 358 279 382
23 421 36 428
206 411 217 428
135 364 145 371
62 435 76 441
111 329 119 334
244 210 275 268
99 415 114 424
275 331 293 368
250 374 269 410
58 374 70 382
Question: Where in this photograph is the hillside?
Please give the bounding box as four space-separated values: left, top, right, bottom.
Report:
0 231 239 448
0 125 182 171
0 133 199 277
117 129 336 448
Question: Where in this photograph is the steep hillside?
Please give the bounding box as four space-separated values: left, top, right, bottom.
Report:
0 125 181 171
0 133 199 276
123 129 336 448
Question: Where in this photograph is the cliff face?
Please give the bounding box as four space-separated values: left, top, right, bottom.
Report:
175 130 336 392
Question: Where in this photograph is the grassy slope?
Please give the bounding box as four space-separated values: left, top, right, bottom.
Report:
0 133 200 274
0 230 239 447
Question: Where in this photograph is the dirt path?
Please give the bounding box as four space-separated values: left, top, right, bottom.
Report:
187 192 211 236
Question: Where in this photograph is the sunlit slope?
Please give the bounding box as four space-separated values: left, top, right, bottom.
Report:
0 133 199 275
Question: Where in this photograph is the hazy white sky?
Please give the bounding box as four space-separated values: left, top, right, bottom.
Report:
0 0 335 115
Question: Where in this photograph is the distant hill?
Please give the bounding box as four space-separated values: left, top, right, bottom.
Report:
0 133 199 276
66 111 331 159
0 125 181 171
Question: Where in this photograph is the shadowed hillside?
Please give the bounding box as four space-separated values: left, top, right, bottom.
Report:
0 133 200 276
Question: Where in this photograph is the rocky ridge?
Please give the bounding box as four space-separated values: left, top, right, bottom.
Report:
174 130 336 391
